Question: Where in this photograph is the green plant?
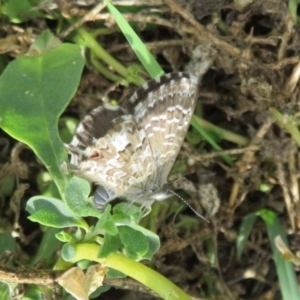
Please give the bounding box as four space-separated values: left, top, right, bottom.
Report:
237 209 300 300
0 2 196 299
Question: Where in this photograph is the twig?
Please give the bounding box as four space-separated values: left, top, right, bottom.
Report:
196 146 260 161
59 2 107 38
228 119 274 207
164 0 240 57
276 160 295 230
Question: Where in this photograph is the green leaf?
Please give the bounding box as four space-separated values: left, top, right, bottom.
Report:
236 212 257 259
98 233 122 258
61 243 77 262
29 227 61 266
0 282 11 300
118 226 149 259
0 40 85 196
64 177 100 218
26 196 88 229
95 205 118 235
125 223 160 260
106 268 126 278
2 0 43 23
112 202 142 223
257 209 300 300
111 204 160 260
27 29 62 55
0 233 16 255
288 0 298 24
55 231 73 243
191 115 234 166
90 285 112 297
238 209 300 300
36 170 60 198
59 116 79 144
0 175 14 196
105 0 163 79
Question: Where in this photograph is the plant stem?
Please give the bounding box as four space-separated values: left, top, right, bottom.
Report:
76 26 128 79
192 115 249 146
270 107 300 147
66 243 193 300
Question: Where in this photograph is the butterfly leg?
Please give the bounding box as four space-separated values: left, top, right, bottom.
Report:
139 204 152 217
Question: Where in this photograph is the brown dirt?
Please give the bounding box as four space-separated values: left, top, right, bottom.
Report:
1 0 300 299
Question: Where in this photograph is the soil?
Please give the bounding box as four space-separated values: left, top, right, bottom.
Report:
1 0 300 299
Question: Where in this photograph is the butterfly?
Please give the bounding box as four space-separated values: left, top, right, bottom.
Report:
66 72 199 211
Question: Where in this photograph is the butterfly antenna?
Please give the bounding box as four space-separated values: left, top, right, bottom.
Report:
166 189 210 223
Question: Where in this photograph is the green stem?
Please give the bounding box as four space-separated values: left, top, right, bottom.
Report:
192 116 233 166
76 26 128 79
270 107 300 146
75 26 145 86
64 243 192 300
192 115 250 146
90 53 126 84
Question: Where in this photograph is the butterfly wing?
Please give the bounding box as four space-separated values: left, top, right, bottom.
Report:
67 73 198 210
66 105 156 208
129 73 199 187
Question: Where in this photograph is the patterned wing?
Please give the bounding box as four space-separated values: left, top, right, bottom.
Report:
66 105 156 208
66 73 198 210
67 105 125 171
128 72 199 186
